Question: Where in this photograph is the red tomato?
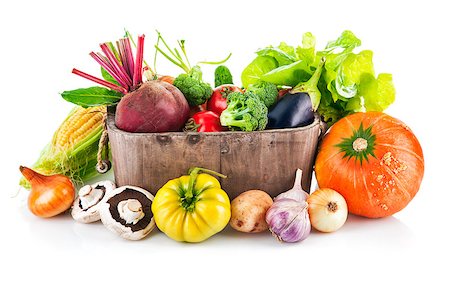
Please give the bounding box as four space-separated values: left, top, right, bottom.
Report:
207 85 243 115
185 111 224 132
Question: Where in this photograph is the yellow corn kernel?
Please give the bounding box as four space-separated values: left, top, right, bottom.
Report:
52 106 106 151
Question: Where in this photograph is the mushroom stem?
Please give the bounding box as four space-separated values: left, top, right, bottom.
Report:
118 199 144 225
79 185 105 210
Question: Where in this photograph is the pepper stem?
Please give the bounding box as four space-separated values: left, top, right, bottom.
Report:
185 167 227 200
183 118 201 132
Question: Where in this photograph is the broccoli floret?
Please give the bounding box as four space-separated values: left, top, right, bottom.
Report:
214 65 233 87
247 81 278 108
173 65 213 106
220 92 268 131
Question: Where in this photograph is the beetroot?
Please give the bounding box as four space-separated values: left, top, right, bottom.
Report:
71 34 191 133
115 80 189 133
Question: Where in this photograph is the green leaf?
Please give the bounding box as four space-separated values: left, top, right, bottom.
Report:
336 50 375 98
261 60 311 86
296 32 316 64
361 73 396 111
278 42 296 58
325 30 362 52
256 45 296 66
241 56 278 88
101 67 119 85
345 96 364 112
61 86 123 108
317 93 346 125
322 51 350 72
326 80 342 102
240 30 395 125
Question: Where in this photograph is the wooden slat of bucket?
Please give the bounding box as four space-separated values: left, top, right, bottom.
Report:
107 112 321 199
220 125 319 198
141 133 221 192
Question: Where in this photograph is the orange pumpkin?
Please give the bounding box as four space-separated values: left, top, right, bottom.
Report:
315 112 424 218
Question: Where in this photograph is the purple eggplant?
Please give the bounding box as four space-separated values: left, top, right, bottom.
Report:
267 58 325 129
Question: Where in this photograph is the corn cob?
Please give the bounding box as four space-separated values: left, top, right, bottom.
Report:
20 106 107 189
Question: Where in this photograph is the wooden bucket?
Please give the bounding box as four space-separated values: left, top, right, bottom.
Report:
107 112 323 199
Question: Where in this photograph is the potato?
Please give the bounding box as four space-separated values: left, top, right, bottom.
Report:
230 190 273 233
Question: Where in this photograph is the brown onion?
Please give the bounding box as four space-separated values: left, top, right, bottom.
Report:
20 166 75 218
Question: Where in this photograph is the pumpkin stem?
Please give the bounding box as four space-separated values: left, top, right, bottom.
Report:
353 138 368 152
335 124 377 164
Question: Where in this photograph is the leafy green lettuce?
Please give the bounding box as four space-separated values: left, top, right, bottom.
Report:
241 30 395 125
241 56 278 88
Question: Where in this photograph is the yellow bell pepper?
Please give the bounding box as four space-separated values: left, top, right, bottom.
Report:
152 167 231 243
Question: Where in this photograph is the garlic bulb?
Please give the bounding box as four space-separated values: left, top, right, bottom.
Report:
266 198 311 242
265 169 312 243
266 169 311 243
275 169 309 202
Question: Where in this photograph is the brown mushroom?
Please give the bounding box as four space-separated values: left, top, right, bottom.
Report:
99 185 155 240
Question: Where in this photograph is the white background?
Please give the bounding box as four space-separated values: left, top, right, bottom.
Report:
0 0 448 289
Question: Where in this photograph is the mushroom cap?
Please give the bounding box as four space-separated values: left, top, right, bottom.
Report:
71 180 116 223
99 185 155 241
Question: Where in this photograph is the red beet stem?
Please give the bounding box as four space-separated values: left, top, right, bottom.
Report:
72 68 127 94
100 43 132 87
133 34 145 87
90 52 128 89
124 37 135 81
117 40 130 78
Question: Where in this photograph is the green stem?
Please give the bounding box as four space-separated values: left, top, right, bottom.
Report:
291 57 325 93
156 31 178 60
173 48 184 64
183 118 201 132
185 167 227 200
198 53 232 65
154 45 187 72
154 31 191 73
178 40 191 69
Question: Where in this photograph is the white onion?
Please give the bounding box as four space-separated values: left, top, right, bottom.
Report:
307 188 348 233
